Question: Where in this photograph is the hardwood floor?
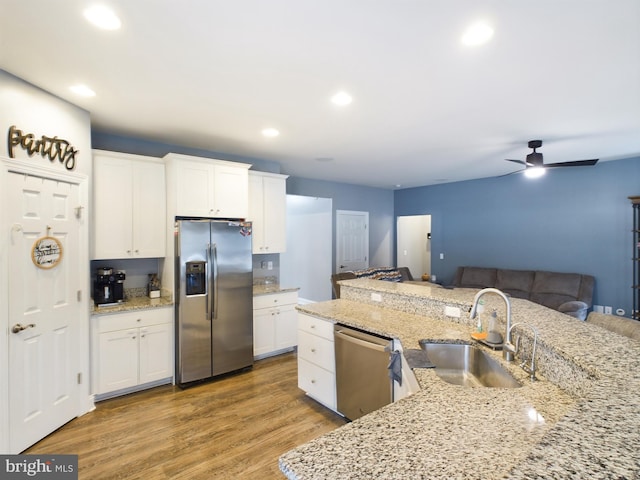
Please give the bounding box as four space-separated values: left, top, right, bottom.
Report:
25 352 346 479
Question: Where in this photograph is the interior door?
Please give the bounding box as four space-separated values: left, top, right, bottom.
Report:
336 210 369 272
7 172 81 453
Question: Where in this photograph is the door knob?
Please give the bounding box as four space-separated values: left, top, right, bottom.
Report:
12 323 35 334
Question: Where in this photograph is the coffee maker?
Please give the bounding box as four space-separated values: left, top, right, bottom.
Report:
94 267 126 306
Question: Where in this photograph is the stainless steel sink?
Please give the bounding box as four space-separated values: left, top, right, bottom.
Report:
418 341 521 388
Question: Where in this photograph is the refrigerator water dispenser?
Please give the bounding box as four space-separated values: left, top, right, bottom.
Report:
185 261 206 295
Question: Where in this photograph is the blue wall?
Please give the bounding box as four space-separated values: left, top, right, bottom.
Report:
394 156 640 316
287 176 395 271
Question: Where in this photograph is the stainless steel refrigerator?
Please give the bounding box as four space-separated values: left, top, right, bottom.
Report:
175 218 253 387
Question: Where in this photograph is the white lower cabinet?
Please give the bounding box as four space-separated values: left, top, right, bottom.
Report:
92 307 173 399
297 313 337 412
253 291 298 359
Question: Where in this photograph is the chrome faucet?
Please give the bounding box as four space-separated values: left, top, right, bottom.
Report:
509 322 538 381
469 288 515 362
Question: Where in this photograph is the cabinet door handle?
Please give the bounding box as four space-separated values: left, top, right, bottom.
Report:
311 348 316 353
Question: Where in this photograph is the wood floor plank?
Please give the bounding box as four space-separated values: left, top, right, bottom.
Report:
25 352 346 479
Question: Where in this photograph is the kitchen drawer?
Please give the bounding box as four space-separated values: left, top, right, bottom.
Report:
253 291 298 310
298 330 335 373
298 313 334 341
298 358 336 410
95 307 172 333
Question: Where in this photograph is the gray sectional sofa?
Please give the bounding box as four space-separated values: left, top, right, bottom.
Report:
452 266 595 320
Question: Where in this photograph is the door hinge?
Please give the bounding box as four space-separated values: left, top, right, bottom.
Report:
77 373 82 384
77 290 82 302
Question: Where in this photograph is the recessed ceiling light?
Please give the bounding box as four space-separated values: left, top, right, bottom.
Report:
262 128 280 138
69 84 96 97
461 21 494 46
331 91 353 106
83 5 121 30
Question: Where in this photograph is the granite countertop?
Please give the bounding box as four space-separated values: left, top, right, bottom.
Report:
90 295 173 315
279 280 640 479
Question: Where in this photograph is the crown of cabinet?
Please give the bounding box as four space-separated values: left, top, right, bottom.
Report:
164 153 252 219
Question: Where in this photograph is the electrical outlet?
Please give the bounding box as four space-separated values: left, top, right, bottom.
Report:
439 253 444 260
604 306 612 315
267 261 273 270
444 306 460 318
593 305 604 313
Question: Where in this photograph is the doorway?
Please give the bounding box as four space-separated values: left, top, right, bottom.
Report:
396 215 431 280
280 195 333 303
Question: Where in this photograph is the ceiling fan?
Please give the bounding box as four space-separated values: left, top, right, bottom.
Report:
505 140 599 178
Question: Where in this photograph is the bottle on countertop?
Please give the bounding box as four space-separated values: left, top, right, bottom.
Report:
486 309 504 344
489 309 498 333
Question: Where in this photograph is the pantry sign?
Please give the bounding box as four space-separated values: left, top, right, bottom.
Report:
7 125 78 171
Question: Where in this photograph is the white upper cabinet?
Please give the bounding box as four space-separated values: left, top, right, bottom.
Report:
165 153 251 219
93 150 166 259
248 171 288 254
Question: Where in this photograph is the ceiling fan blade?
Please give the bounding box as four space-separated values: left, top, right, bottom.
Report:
498 169 524 177
545 159 599 168
505 159 528 165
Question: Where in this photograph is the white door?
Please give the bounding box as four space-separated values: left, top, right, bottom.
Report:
336 210 369 272
8 172 81 453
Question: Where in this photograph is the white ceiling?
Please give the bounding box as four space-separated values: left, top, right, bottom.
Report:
1 1 639 189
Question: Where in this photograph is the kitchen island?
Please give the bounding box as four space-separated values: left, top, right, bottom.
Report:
279 279 640 479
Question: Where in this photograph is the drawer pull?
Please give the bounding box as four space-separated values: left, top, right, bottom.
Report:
311 348 316 353
311 379 316 384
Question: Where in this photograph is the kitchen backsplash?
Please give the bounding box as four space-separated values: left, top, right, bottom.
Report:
252 253 280 285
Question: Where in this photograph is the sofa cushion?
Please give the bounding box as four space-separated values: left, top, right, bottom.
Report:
530 271 582 309
458 267 497 289
495 269 534 300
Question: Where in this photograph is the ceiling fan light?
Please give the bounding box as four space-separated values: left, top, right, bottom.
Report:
524 167 546 179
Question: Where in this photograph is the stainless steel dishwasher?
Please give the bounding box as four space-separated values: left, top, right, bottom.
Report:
334 324 393 420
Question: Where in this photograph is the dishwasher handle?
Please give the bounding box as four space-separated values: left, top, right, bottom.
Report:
335 328 389 352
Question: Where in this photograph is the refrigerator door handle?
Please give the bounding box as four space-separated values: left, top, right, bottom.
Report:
211 243 219 320
206 243 212 320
